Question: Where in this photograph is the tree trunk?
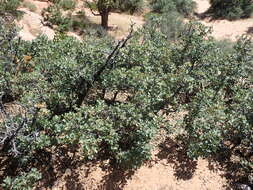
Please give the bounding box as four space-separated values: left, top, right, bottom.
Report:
101 11 109 29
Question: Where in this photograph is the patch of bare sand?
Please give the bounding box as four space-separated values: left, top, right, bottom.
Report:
194 0 253 41
200 18 253 41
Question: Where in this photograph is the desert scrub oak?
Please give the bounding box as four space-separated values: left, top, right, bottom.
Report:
0 16 252 188
169 22 253 184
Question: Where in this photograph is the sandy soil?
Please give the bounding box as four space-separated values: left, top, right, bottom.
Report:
84 8 144 39
37 139 229 190
194 0 253 41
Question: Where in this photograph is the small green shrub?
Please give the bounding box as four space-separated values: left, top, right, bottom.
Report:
207 0 253 20
83 24 108 38
58 0 76 10
42 5 72 32
48 0 61 3
2 168 41 190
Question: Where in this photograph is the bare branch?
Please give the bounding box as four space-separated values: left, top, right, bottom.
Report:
76 25 135 106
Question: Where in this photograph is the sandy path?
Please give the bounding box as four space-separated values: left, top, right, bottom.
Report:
194 0 253 41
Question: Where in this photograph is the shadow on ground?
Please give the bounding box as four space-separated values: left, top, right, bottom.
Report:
207 150 253 189
100 167 135 190
2 137 242 190
154 138 197 180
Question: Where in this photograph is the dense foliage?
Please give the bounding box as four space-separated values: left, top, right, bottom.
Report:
58 0 76 10
0 11 253 189
171 24 253 183
207 0 253 20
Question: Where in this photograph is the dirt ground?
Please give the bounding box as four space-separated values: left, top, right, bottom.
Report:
12 0 253 189
39 147 229 190
17 0 144 40
194 0 253 41
17 0 253 41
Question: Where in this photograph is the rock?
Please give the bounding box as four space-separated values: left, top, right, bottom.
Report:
16 8 55 40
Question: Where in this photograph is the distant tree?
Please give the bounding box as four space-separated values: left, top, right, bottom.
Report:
86 0 118 29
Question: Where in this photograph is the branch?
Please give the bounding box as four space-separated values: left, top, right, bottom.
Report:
0 102 39 156
93 24 134 80
76 25 135 106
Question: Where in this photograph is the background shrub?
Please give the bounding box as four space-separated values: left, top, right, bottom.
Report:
149 0 196 17
58 0 76 10
0 0 23 17
207 0 253 20
117 0 144 14
42 4 72 32
145 11 185 41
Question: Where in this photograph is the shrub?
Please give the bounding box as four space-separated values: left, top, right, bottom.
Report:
169 22 253 184
58 0 76 10
0 22 162 171
145 11 185 41
2 168 41 190
0 0 23 17
42 4 72 32
117 0 144 14
0 12 252 188
207 0 253 20
149 0 196 17
0 0 21 13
